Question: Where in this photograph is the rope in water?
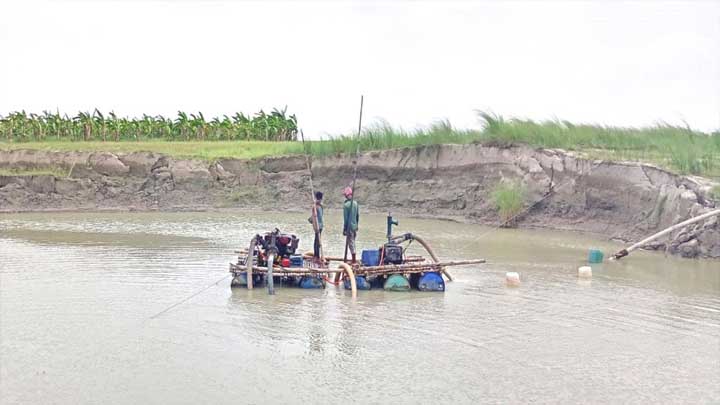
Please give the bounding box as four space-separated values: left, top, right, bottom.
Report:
148 274 231 320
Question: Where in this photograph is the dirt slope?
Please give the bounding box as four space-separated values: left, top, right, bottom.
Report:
1 144 718 258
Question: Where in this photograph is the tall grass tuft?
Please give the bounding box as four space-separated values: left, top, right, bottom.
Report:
491 179 527 227
2 110 718 178
709 185 720 202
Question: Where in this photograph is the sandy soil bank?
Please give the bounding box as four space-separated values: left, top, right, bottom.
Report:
1 144 718 258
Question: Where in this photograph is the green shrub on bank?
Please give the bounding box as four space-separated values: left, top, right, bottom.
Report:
491 179 527 227
710 186 720 201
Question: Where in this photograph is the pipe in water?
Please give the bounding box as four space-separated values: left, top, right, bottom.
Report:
338 262 357 298
266 252 275 295
410 234 454 281
246 236 257 290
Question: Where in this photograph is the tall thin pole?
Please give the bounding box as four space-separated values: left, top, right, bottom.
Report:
344 95 364 262
301 129 323 262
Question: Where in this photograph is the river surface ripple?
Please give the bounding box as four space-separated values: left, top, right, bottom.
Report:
1 211 718 404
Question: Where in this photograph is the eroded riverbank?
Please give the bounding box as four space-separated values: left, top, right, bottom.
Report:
1 144 718 258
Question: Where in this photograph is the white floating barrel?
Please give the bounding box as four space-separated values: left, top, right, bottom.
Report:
506 272 521 287
578 266 592 278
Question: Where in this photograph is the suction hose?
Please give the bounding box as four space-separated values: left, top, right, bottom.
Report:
337 262 357 298
410 234 454 281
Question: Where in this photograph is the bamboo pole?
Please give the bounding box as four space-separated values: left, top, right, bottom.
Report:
354 259 486 273
611 208 720 260
304 253 427 264
234 259 485 276
300 129 324 263
344 95 364 262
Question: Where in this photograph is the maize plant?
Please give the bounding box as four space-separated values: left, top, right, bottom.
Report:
0 108 298 142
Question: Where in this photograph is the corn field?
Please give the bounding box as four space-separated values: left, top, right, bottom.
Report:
0 108 298 142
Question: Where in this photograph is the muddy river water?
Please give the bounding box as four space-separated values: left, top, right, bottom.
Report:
1 211 718 404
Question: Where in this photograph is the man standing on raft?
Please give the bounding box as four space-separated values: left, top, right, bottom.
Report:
309 191 324 262
342 186 360 264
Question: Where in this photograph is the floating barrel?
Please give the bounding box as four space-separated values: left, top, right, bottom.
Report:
506 272 521 287
384 274 411 291
344 276 372 290
588 249 604 263
417 272 445 292
231 272 264 288
578 266 592 278
273 275 297 287
299 276 325 289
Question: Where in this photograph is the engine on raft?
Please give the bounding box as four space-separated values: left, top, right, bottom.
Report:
230 228 325 289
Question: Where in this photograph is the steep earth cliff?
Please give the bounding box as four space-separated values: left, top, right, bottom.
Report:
1 144 718 258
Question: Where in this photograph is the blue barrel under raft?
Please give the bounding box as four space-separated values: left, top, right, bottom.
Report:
344 275 373 290
384 274 411 291
413 272 445 292
298 275 325 289
343 272 445 292
231 272 265 287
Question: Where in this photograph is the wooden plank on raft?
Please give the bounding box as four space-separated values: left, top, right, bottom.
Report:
353 259 486 272
230 258 485 276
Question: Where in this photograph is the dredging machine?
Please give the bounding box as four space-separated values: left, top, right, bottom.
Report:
229 214 485 297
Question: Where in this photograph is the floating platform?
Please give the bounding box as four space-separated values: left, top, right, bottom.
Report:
229 227 485 297
230 252 485 295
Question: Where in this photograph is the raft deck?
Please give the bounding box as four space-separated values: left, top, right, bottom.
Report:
229 258 486 277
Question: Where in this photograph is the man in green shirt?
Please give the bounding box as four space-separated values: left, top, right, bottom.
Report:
342 186 359 263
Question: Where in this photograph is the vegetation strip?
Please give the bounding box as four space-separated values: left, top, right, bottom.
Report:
1 111 718 178
0 108 298 142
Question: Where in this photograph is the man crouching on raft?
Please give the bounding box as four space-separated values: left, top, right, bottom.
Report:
343 186 359 264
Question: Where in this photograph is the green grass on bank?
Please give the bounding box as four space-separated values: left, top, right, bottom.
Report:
1 113 718 178
492 179 527 226
0 139 307 161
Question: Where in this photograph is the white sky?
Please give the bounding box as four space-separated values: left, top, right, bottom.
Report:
0 0 718 137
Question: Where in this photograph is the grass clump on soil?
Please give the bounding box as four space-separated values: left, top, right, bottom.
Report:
2 111 718 178
710 186 720 201
491 179 527 227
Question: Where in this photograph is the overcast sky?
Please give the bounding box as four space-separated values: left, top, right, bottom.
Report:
0 0 718 136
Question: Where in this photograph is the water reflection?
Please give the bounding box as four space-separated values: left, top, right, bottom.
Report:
1 211 719 404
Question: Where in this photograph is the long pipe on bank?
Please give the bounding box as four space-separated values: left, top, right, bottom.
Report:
611 208 720 260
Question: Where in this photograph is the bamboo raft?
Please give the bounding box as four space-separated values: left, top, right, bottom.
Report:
229 227 486 297
229 258 486 277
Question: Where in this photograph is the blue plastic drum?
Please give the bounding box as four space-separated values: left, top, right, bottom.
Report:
344 276 372 290
417 272 445 292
